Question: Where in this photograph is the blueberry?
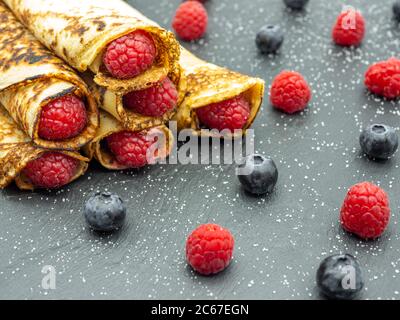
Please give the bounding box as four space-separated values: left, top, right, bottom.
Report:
84 192 127 232
316 254 364 300
237 154 278 195
360 124 399 160
256 25 284 54
283 0 309 10
394 1 400 22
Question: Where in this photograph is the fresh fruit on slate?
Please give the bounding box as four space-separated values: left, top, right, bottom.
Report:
270 71 311 114
237 154 278 195
106 130 159 168
196 95 250 132
394 1 400 22
364 58 400 99
172 1 208 41
38 95 87 141
22 152 80 189
332 9 365 47
360 124 398 160
186 223 234 275
256 25 284 54
283 0 309 10
340 182 390 239
84 192 127 232
316 254 364 300
124 77 178 117
103 30 157 79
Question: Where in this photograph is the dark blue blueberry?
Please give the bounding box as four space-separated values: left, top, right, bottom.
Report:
360 124 398 160
394 1 400 22
256 25 284 54
316 254 364 300
284 0 309 10
84 192 126 232
237 154 278 195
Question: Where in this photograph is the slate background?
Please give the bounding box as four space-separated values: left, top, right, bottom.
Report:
0 0 399 300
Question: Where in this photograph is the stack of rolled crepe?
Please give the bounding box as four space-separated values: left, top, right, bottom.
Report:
3 0 185 131
0 2 96 190
3 0 265 173
3 0 181 171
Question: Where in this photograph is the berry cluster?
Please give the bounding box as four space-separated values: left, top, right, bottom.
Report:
253 2 400 300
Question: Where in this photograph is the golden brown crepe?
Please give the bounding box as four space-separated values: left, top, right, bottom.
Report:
175 49 265 138
0 105 89 190
84 111 174 170
0 2 99 150
3 0 181 93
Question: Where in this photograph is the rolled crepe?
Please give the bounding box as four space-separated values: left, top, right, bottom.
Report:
0 2 99 150
175 49 265 138
0 106 89 190
84 111 174 170
3 0 181 93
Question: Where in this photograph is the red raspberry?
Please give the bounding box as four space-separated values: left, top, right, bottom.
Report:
22 152 80 189
270 71 311 114
186 224 234 276
365 58 400 99
38 95 87 141
340 182 390 239
124 78 178 117
106 130 159 168
103 31 157 79
332 9 365 47
172 1 208 41
196 96 250 132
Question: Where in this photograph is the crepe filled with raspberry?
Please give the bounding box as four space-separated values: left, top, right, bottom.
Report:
174 49 265 138
3 0 181 94
84 111 173 171
0 106 89 191
84 69 185 132
0 3 98 150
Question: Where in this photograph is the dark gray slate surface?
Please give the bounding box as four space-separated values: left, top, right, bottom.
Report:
1 0 400 300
